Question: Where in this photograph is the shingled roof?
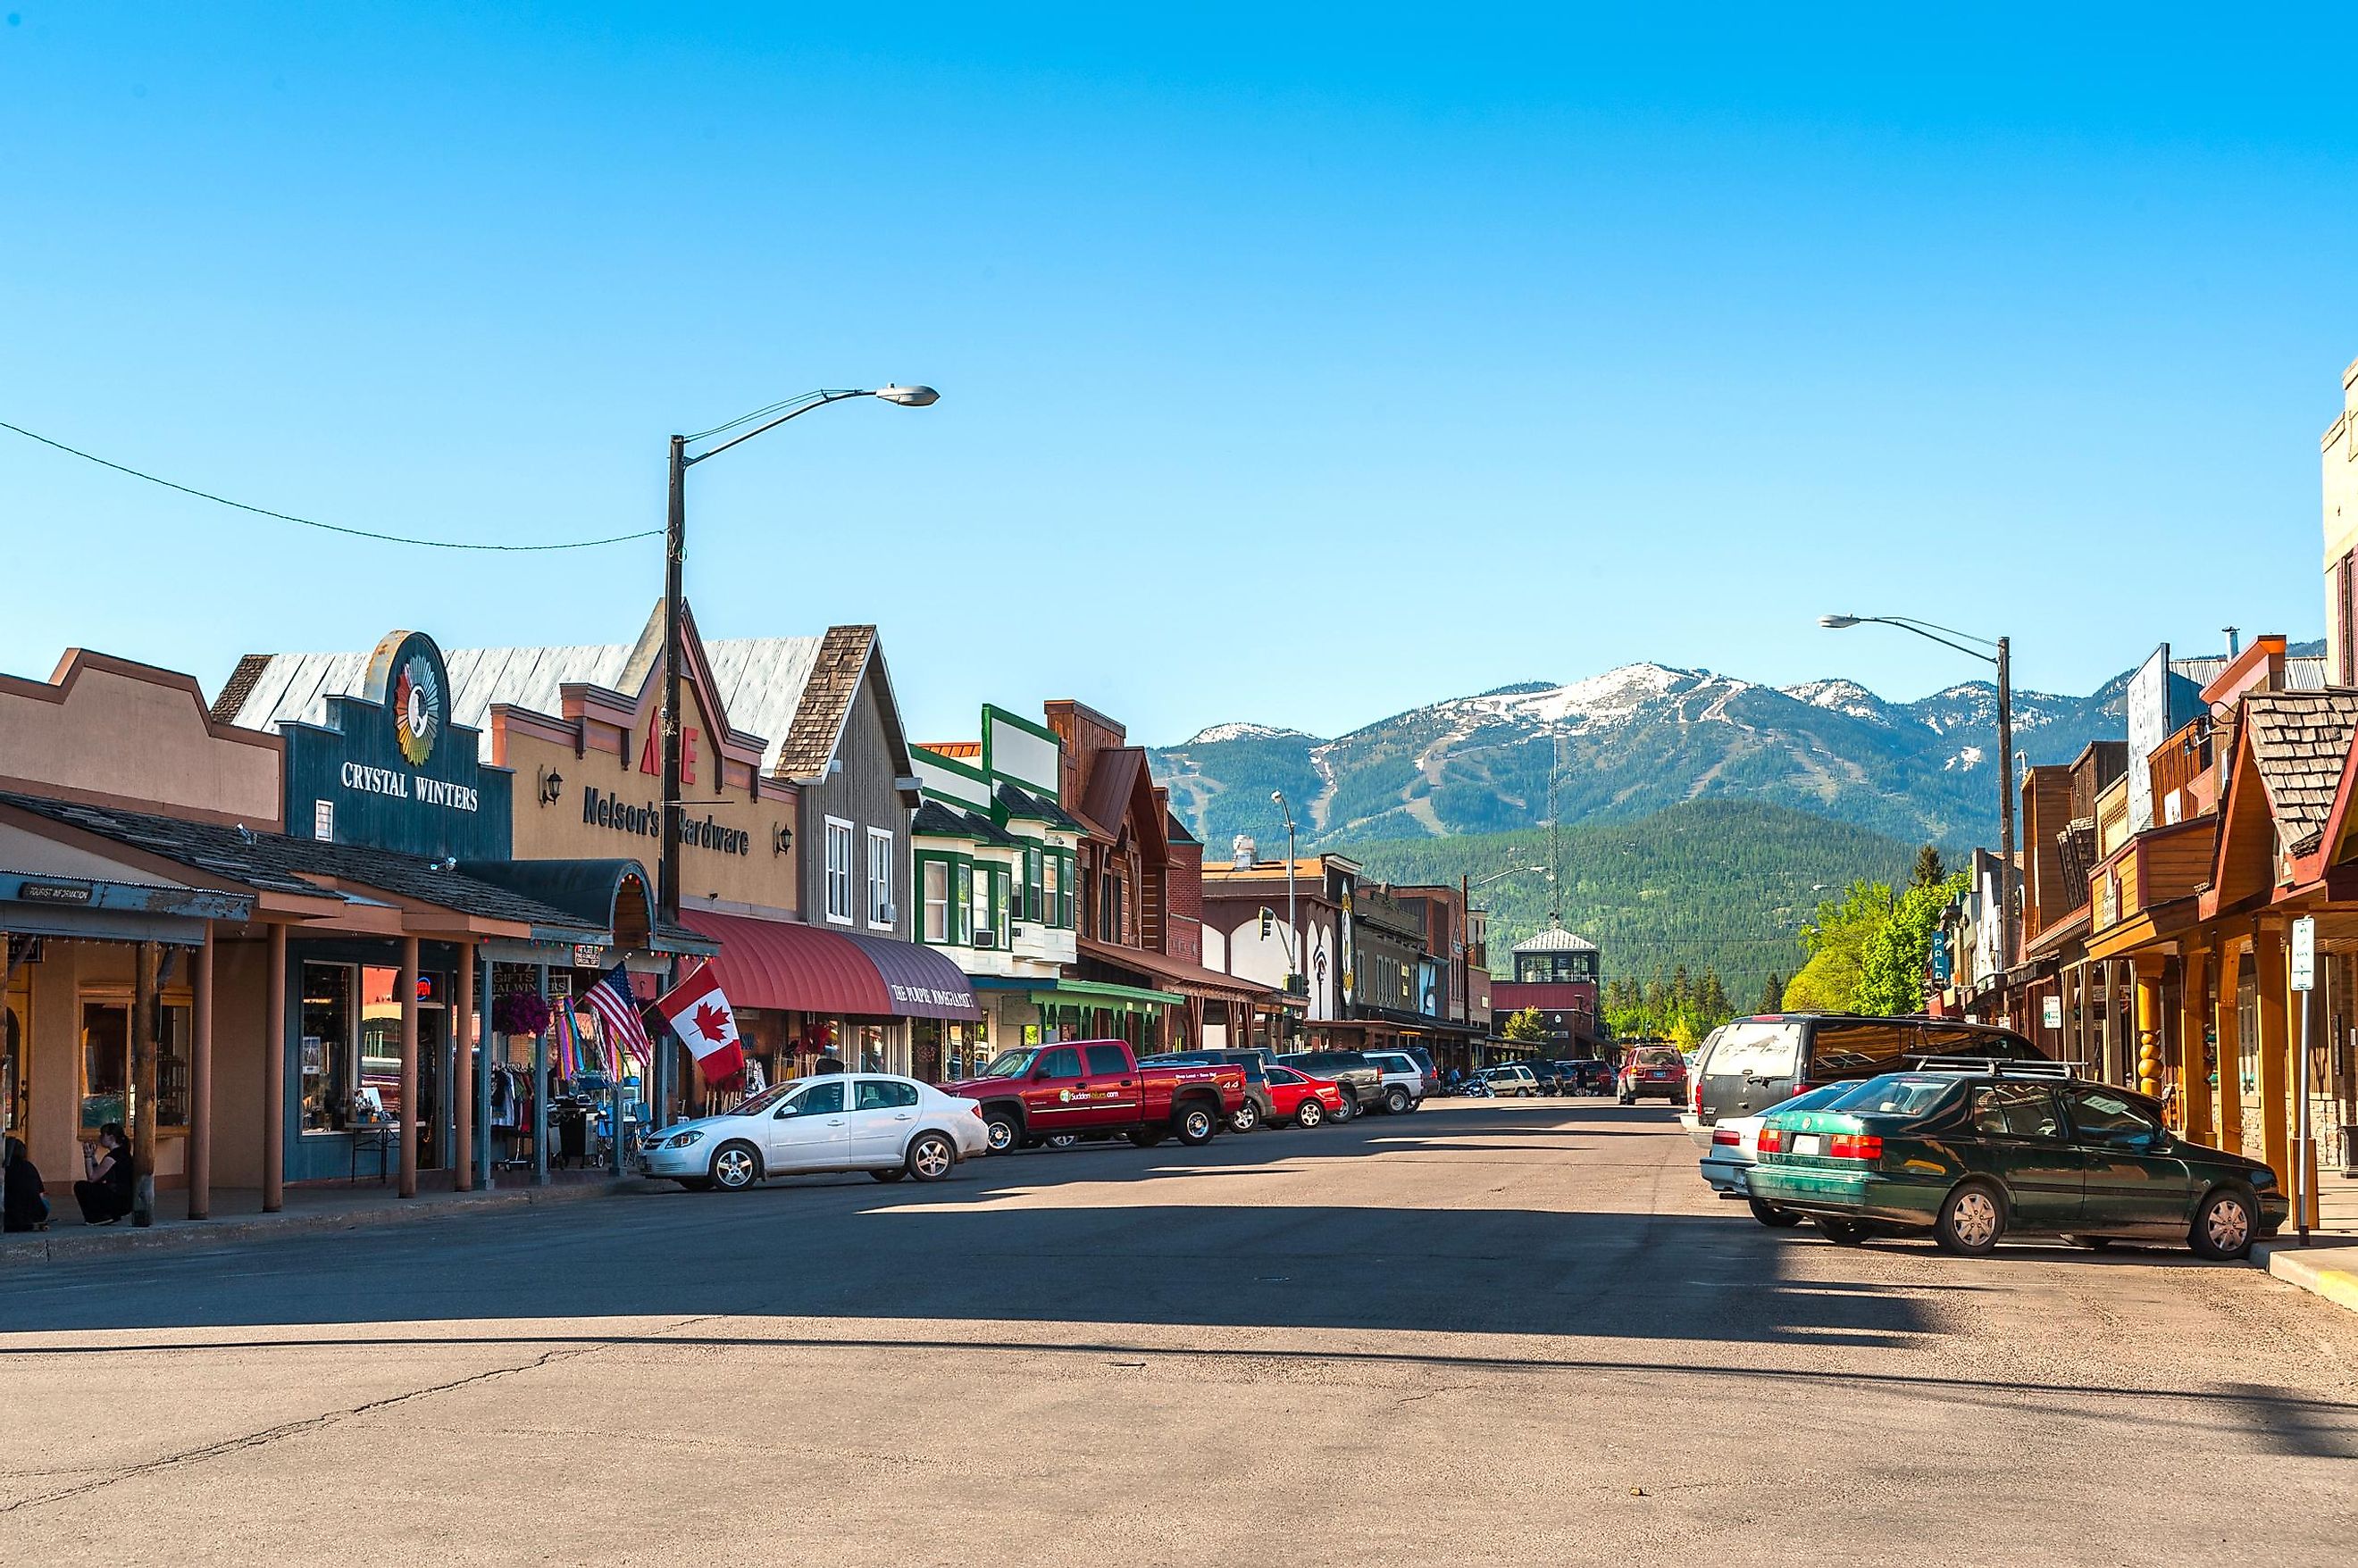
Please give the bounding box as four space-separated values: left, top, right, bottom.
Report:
2243 691 2358 856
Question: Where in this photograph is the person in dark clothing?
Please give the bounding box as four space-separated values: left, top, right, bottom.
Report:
2 1135 47 1231
74 1122 133 1225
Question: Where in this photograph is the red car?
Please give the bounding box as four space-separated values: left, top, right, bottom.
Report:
1618 1045 1689 1105
942 1038 1246 1153
1262 1063 1346 1128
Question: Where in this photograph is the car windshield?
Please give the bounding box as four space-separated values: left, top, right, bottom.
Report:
1764 1082 1850 1115
979 1049 1037 1078
726 1080 800 1117
1828 1074 1960 1118
1633 1047 1683 1069
1704 1020 1802 1079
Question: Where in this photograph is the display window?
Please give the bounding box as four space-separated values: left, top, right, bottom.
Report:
301 963 355 1132
4 967 29 1138
78 992 192 1135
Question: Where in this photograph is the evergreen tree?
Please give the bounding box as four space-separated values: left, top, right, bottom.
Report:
1758 972 1785 1013
1670 963 1693 1005
1697 967 1731 1024
1911 844 1947 888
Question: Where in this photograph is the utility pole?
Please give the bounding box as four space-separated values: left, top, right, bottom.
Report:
1274 791 1299 997
656 433 687 1131
1995 636 2017 1011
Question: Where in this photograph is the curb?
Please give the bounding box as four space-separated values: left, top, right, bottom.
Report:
2250 1238 2358 1316
1 1177 650 1266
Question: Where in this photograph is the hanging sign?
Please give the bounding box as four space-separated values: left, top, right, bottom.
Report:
2291 916 2316 993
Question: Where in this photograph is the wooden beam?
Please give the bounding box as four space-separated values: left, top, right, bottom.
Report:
188 927 214 1220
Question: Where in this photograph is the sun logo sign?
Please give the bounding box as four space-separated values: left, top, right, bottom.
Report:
391 654 441 767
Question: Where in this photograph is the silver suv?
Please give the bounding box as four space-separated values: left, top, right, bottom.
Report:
1363 1050 1428 1114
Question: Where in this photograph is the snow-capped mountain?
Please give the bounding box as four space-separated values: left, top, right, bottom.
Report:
1150 659 2141 855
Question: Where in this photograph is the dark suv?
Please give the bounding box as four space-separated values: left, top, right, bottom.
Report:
1275 1050 1384 1122
1693 1014 2048 1128
1141 1049 1279 1133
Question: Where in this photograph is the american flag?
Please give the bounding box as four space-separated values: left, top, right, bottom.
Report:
581 963 652 1064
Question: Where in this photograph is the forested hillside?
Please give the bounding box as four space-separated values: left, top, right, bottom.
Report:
1345 798 1916 1006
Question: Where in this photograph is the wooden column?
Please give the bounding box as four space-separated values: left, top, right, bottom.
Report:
2134 955 2166 1100
188 925 215 1219
2253 922 2291 1183
130 940 161 1227
2178 947 2212 1142
398 934 421 1198
2217 940 2244 1155
453 941 475 1192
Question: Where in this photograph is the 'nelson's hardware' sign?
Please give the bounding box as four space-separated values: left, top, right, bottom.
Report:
280 630 512 861
581 787 751 856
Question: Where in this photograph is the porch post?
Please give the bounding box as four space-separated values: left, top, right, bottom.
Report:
398 934 421 1198
264 922 286 1211
2133 955 2166 1100
533 960 550 1187
130 939 161 1227
453 940 475 1191
2253 922 2291 1184
188 924 215 1219
2217 939 2245 1155
2178 946 2212 1142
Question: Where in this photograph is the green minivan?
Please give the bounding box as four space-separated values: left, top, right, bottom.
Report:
1746 1067 2287 1258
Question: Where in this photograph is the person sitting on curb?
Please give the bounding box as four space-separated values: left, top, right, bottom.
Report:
2 1136 48 1232
75 1122 134 1226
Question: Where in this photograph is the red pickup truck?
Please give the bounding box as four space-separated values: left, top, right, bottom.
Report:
943 1038 1247 1155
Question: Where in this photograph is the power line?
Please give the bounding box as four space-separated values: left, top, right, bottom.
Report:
0 419 661 553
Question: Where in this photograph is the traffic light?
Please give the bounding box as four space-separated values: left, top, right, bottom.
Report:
1258 907 1274 938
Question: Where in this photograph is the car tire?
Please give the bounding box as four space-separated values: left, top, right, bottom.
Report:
906 1132 956 1183
1748 1197 1804 1228
1175 1104 1219 1147
2189 1187 2258 1260
1230 1099 1261 1135
1817 1216 1872 1247
709 1141 761 1192
982 1110 1022 1155
1046 1134 1080 1149
1384 1087 1412 1115
870 1168 905 1183
1933 1180 2006 1256
1127 1128 1166 1148
1331 1094 1357 1123
1295 1099 1325 1130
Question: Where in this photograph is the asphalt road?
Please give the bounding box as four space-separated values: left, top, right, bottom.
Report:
4 1097 2355 1566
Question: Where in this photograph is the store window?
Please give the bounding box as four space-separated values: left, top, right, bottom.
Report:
921 860 951 943
824 818 855 924
971 864 992 947
79 997 192 1134
866 826 895 929
301 963 355 1133
1043 852 1061 929
954 862 973 943
994 868 1011 948
1024 847 1042 922
4 966 28 1138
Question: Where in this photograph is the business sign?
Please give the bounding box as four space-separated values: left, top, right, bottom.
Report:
2125 646 2168 835
279 630 511 861
2042 995 2062 1030
2292 916 2316 992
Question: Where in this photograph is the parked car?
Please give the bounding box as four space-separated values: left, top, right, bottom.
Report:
1262 1063 1346 1127
1618 1044 1688 1104
1747 1065 2287 1257
1481 1063 1543 1097
1140 1049 1279 1133
1699 1082 1854 1225
1689 1013 2047 1130
1391 1045 1442 1098
944 1039 1247 1153
1275 1050 1384 1121
1561 1059 1613 1096
1364 1050 1429 1113
638 1072 990 1190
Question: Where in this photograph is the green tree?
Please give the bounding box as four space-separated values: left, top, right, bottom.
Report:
1856 871 1969 1015
1696 967 1731 1025
1502 1006 1550 1044
1911 844 1947 888
1758 971 1785 1013
1781 880 1896 1013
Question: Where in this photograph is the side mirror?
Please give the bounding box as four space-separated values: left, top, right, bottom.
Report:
1032 1063 1056 1080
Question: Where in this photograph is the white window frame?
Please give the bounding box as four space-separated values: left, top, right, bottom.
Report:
824 816 856 925
866 825 895 930
921 859 950 944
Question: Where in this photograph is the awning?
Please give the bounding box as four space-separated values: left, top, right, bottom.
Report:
1075 936 1286 1005
679 909 979 1021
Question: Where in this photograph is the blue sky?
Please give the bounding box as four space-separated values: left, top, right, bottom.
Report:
3 5 2352 746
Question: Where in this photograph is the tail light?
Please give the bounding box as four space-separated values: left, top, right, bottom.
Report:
968 1104 984 1119
1828 1133 1882 1160
1757 1127 1784 1154
1689 1073 1704 1113
1710 1128 1741 1147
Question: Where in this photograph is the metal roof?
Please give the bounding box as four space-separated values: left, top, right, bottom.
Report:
1513 922 1599 955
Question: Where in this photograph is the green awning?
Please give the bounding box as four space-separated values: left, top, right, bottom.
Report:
1029 978 1183 1013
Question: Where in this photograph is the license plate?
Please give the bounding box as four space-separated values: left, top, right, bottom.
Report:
1792 1133 1822 1155
1647 1072 1668 1080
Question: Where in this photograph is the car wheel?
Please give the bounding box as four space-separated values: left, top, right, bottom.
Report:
2189 1188 2257 1260
1295 1098 1325 1129
983 1110 1022 1155
1331 1094 1357 1123
907 1132 957 1183
870 1168 905 1183
1384 1087 1412 1115
1127 1128 1166 1148
1046 1134 1081 1149
1175 1105 1218 1146
709 1142 761 1192
1230 1099 1261 1134
1817 1216 1872 1247
1934 1180 2005 1256
1748 1197 1804 1229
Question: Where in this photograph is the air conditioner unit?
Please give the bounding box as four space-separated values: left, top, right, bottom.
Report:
972 930 996 949
880 901 898 923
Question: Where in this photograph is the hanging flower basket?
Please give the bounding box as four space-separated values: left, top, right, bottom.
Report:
493 990 551 1038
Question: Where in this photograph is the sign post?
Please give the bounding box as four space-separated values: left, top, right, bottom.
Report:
2291 915 2315 1247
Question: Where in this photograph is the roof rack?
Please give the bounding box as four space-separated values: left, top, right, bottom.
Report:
1906 1055 2079 1080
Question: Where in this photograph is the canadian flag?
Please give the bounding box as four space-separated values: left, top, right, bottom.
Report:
653 960 746 1089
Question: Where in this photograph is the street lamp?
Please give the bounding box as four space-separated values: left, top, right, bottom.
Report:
1271 790 1299 996
656 386 939 1122
1820 612 2017 989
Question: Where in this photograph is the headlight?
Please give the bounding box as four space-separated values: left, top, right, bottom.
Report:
2251 1168 2278 1189
665 1130 707 1149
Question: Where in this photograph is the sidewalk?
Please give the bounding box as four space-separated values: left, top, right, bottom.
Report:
2248 1172 2358 1316
1 1165 648 1265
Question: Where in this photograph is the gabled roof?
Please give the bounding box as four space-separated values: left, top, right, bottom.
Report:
1513 922 1598 955
912 799 1020 847
2243 691 2358 856
707 625 916 786
996 782 1081 833
1078 746 1167 859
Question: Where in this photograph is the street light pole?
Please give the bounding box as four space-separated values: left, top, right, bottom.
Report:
655 386 938 1128
1273 791 1298 996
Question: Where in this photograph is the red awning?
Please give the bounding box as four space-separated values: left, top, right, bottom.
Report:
679 910 979 1021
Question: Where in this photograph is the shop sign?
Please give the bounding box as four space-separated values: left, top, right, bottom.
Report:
573 944 608 968
17 879 95 905
280 630 511 862
581 787 750 856
2292 916 2316 992
2042 995 2061 1030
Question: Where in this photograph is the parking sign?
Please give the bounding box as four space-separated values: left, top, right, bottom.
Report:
2292 915 2316 992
